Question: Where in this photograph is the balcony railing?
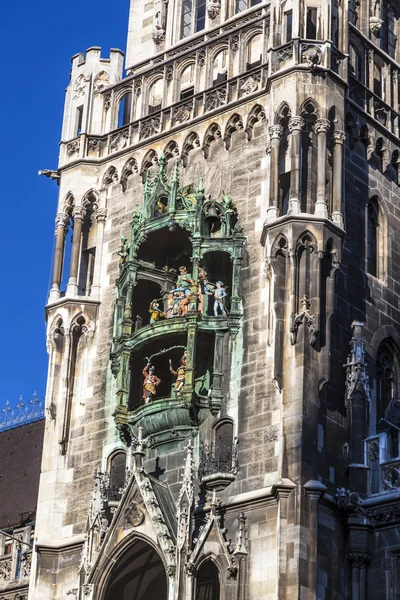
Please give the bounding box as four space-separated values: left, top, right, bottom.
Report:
199 439 239 478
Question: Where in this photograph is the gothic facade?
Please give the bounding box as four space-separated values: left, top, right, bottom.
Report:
20 0 400 598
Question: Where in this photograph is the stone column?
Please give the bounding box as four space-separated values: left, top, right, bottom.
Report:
348 552 371 600
314 119 331 218
230 255 242 314
288 116 305 215
267 125 283 220
90 206 107 299
122 283 134 336
66 206 85 296
332 131 346 228
304 481 327 600
49 212 70 301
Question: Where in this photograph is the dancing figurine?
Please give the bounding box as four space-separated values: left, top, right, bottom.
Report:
142 363 161 404
214 281 228 316
169 353 187 396
149 299 165 324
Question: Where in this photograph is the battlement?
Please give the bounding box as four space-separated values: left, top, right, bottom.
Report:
71 47 124 72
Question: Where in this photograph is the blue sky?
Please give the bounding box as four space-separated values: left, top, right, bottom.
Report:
0 1 129 410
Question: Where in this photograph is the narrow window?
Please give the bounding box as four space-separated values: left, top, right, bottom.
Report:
148 79 163 114
373 64 382 97
196 560 221 600
212 50 228 85
109 452 127 500
246 34 262 70
349 44 362 81
180 64 195 100
118 93 132 127
181 0 193 38
367 201 378 277
195 0 206 33
214 420 234 467
306 7 317 39
285 10 293 43
76 106 84 136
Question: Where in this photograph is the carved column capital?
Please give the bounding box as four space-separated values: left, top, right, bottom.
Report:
288 116 305 133
269 125 283 140
72 206 86 220
314 118 331 135
95 207 108 223
333 130 346 145
55 212 70 228
348 552 371 568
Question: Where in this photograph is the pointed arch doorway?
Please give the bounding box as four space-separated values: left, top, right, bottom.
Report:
103 540 168 600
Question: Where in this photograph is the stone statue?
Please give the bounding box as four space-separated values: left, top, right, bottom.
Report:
142 363 161 403
214 281 228 316
221 192 238 236
118 235 129 265
169 353 187 396
149 299 165 323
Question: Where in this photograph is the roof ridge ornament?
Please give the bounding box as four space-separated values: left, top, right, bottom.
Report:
0 392 45 432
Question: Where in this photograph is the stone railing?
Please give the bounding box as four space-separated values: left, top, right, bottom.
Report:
381 459 400 492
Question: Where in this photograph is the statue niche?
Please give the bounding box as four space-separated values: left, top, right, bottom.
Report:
202 193 239 238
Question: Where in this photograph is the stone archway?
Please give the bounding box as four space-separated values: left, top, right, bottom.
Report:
103 540 167 600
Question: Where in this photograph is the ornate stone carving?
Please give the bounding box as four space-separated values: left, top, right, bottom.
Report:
141 116 161 139
314 118 331 135
55 212 70 228
124 498 145 527
205 88 226 112
369 16 383 37
348 552 371 568
233 512 249 556
207 0 221 20
382 461 400 491
240 74 260 95
103 91 112 110
93 71 110 94
95 208 107 223
110 129 129 152
67 140 80 157
134 78 142 98
73 74 89 99
301 45 322 70
288 116 305 133
335 487 364 512
0 558 12 583
153 25 166 45
173 103 192 124
230 34 239 52
345 321 370 406
333 130 346 145
198 48 206 67
277 45 293 63
166 64 174 82
72 206 86 221
269 124 283 140
368 440 379 461
290 296 318 346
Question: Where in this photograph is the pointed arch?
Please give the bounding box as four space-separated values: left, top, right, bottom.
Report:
121 157 139 192
181 131 200 167
223 113 244 150
140 149 158 181
245 104 266 140
202 123 222 158
163 140 180 161
274 101 292 125
299 98 319 119
102 166 119 188
82 188 99 209
62 192 75 215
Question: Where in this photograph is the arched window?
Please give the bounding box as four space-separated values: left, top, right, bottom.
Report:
213 419 234 467
246 34 262 70
108 451 127 500
118 93 132 127
196 560 221 600
148 79 163 114
381 3 397 58
180 0 206 38
212 50 228 85
373 63 382 97
180 64 195 100
367 199 378 277
349 44 362 81
104 540 167 600
376 341 400 458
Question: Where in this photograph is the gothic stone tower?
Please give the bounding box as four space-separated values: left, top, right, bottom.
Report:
32 0 400 598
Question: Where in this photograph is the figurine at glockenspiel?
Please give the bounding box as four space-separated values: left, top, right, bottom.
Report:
142 363 161 403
